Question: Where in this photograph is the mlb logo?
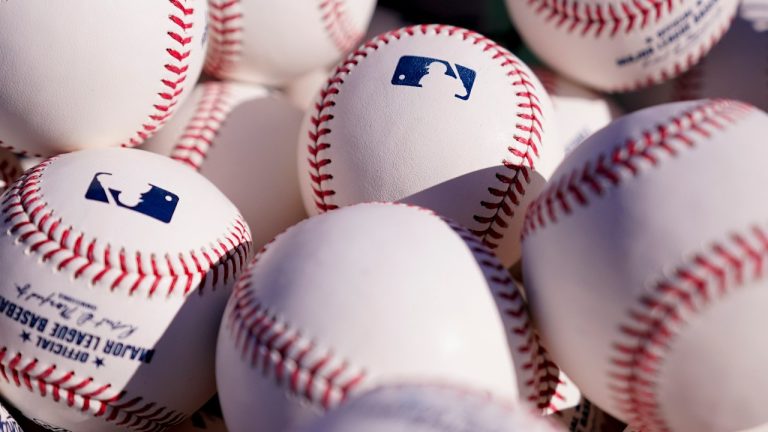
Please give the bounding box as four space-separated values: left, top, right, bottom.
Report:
391 55 477 101
85 173 179 224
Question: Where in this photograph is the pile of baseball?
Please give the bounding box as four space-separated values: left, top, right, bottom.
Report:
0 0 766 431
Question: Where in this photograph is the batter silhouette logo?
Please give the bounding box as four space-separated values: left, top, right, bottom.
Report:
391 55 477 101
85 173 179 224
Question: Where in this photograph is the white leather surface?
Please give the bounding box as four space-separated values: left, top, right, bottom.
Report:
0 0 207 156
533 68 623 156
206 0 376 85
285 68 332 111
0 148 250 431
620 1 768 111
523 100 768 431
301 383 564 432
142 82 307 250
507 0 740 92
216 203 538 432
297 25 563 267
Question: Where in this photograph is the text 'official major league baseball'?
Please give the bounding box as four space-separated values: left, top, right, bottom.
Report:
0 283 155 369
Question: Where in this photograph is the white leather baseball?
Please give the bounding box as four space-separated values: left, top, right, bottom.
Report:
507 0 739 92
300 382 565 432
533 68 623 156
522 99 768 431
0 148 251 431
284 7 411 111
0 149 22 195
141 81 306 250
297 25 563 267
285 69 333 111
206 0 376 86
620 1 768 111
216 202 555 432
0 1 207 157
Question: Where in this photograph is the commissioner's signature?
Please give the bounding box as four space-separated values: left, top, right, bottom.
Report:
15 284 138 339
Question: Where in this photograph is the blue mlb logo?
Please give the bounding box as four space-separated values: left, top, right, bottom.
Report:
391 55 477 101
85 173 179 224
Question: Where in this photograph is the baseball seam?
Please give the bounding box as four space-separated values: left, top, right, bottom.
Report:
609 224 768 431
522 99 755 238
306 24 546 255
225 202 555 412
123 0 197 148
225 272 368 410
469 50 543 253
0 0 197 156
205 0 244 77
441 214 560 413
170 83 237 170
318 0 363 54
0 347 184 432
523 0 675 37
1 159 253 298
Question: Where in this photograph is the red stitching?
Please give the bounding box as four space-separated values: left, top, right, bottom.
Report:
318 0 364 53
0 348 185 431
204 0 244 77
439 214 559 413
469 56 542 252
121 0 196 148
225 277 367 410
522 99 755 238
609 225 768 431
524 0 675 37
306 24 546 254
225 202 553 412
170 83 236 171
1 158 252 298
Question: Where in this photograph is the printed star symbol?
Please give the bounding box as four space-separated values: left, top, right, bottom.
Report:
93 357 105 368
19 331 31 343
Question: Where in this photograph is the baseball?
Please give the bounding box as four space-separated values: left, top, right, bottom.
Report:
522 99 768 431
0 149 22 195
0 1 208 157
216 202 554 432
142 81 306 249
300 382 564 432
0 148 251 431
205 0 377 86
620 0 768 111
507 0 740 92
285 68 333 111
533 67 623 155
297 25 563 267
